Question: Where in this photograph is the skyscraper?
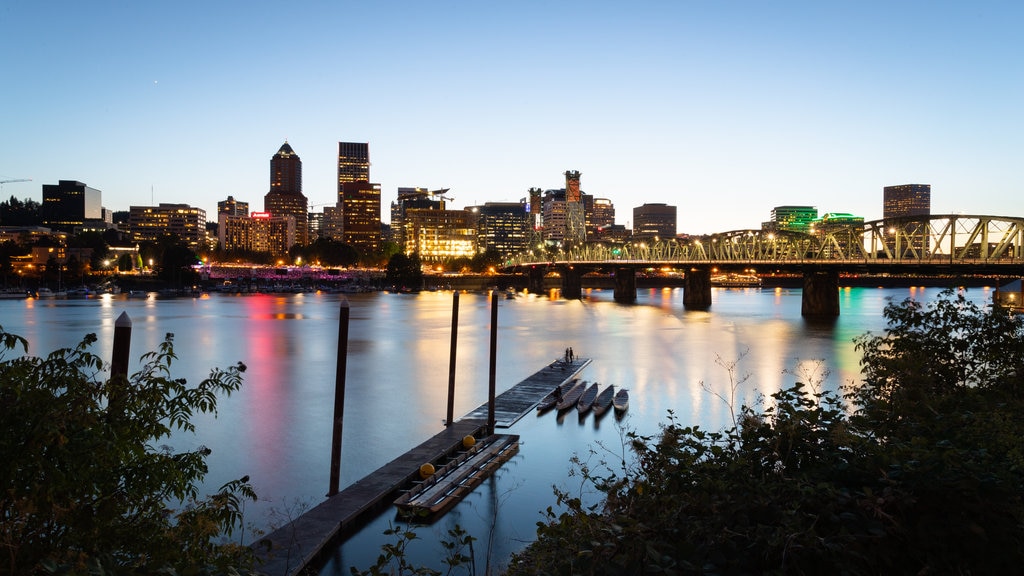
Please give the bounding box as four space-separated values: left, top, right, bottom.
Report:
337 142 380 254
264 142 308 246
337 142 370 187
633 203 677 240
883 184 931 219
883 184 931 254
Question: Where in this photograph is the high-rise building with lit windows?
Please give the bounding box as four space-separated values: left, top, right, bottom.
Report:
337 142 370 186
632 203 676 239
336 142 380 254
883 184 931 254
41 180 102 232
883 184 931 219
264 142 308 246
763 206 818 233
127 204 207 248
470 202 528 258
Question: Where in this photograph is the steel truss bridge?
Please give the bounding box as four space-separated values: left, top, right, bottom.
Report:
502 215 1024 316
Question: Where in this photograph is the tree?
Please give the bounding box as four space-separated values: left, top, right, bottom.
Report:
385 252 423 291
0 196 42 226
507 289 1024 574
0 328 256 575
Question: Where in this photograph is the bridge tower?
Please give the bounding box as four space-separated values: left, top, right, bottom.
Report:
525 187 544 251
564 171 586 248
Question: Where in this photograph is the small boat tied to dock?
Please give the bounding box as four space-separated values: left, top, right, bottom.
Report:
576 382 600 414
393 434 520 522
591 385 616 417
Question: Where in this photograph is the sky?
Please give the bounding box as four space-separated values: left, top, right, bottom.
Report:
2 1 1022 234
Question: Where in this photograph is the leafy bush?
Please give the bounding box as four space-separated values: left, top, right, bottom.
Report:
507 289 1024 575
0 328 256 575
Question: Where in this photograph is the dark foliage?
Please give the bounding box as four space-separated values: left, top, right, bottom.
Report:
507 289 1024 575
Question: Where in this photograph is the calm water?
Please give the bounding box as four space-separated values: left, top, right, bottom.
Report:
0 285 995 571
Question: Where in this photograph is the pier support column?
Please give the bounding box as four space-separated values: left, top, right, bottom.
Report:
801 270 840 317
527 267 546 295
561 267 582 299
683 267 712 310
613 267 636 303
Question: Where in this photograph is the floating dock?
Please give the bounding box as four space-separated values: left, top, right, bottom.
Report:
254 357 589 576
394 434 520 521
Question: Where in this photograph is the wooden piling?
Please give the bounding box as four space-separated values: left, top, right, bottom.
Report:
487 291 498 435
328 298 350 497
110 311 132 379
446 291 459 426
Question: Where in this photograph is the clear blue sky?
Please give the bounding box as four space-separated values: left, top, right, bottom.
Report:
2 1 1022 234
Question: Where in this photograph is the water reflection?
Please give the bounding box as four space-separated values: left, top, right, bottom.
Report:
0 286 995 572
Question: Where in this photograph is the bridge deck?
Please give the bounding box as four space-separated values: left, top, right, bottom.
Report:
254 357 589 576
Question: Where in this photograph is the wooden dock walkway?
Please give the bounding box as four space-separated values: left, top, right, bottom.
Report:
461 357 591 427
254 357 590 576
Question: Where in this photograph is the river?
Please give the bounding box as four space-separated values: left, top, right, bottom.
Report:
0 284 995 572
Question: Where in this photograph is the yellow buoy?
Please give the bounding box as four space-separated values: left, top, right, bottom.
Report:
462 435 476 448
419 463 435 479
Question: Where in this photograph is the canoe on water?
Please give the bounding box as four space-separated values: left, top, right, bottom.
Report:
591 385 616 416
576 382 600 414
537 379 577 412
613 388 629 413
555 381 586 411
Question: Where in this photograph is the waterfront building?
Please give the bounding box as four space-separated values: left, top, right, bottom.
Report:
469 202 528 258
218 196 249 217
41 180 102 233
590 198 615 239
391 188 443 249
308 212 323 243
632 203 677 240
321 205 343 242
264 143 308 246
763 206 818 234
336 142 381 254
883 184 931 219
127 203 207 248
883 184 931 255
340 181 382 254
541 189 567 245
403 208 476 261
337 142 370 186
218 211 295 256
811 212 865 258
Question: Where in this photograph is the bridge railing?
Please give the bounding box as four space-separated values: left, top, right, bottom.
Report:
505 215 1024 268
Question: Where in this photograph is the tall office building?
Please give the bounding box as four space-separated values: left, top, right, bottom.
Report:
340 182 381 253
41 180 102 232
883 184 931 254
337 142 380 254
883 184 931 219
590 198 615 239
337 142 370 186
218 196 249 217
127 204 208 248
471 202 529 258
633 203 677 239
264 142 308 246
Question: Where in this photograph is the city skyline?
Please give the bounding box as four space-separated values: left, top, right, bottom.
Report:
3 2 1022 234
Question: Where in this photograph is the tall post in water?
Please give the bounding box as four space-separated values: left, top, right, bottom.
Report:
487 290 498 435
328 298 350 497
108 312 132 415
445 290 460 426
110 311 132 379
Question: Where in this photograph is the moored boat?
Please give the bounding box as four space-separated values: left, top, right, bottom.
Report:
613 388 629 413
591 385 616 416
576 382 600 413
537 379 576 413
555 380 586 411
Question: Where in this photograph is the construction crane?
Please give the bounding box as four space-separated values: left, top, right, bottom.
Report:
0 178 32 194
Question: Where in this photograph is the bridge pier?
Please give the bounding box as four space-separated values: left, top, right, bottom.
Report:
613 267 636 302
683 267 712 310
560 267 582 299
526 267 546 295
801 270 840 317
